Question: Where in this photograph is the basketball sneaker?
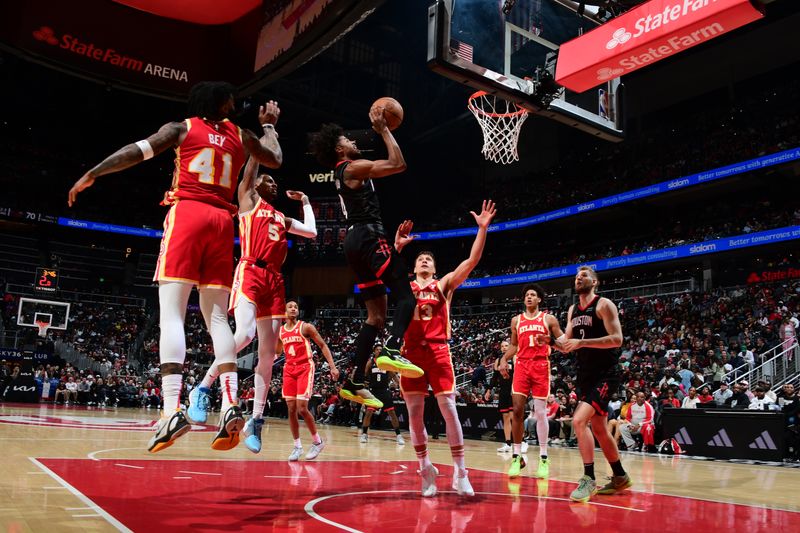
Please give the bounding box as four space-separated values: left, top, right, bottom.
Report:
569 475 597 502
242 417 264 454
375 346 423 378
521 441 529 454
187 386 211 424
497 443 512 453
535 457 550 479
359 433 368 444
419 464 439 497
339 379 383 409
288 445 304 462
507 455 526 477
452 470 474 496
397 434 405 445
147 410 191 453
306 440 325 460
596 474 633 495
211 405 244 451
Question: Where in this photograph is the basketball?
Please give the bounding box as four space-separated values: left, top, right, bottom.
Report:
371 96 403 130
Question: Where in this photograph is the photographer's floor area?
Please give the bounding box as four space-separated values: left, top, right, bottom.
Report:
1 403 798 532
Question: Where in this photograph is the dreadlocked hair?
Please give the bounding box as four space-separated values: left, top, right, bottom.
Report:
308 123 344 169
187 81 236 121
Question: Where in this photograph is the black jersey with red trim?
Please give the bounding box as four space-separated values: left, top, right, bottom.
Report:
334 161 382 225
571 295 619 380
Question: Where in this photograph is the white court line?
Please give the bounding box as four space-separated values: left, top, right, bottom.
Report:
28 457 132 532
87 447 143 461
340 475 371 479
388 470 405 475
173 477 192 479
114 464 144 469
264 475 308 478
178 470 221 476
305 489 645 531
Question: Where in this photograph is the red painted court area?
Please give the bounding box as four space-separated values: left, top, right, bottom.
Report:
37 459 800 532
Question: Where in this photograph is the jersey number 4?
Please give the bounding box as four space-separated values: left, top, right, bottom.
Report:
188 147 233 188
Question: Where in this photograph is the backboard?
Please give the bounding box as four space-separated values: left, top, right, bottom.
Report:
428 0 624 141
17 297 70 335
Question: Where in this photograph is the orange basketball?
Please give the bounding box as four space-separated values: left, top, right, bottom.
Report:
371 96 403 130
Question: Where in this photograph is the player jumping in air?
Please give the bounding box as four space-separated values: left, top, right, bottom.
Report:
309 108 423 409
188 155 318 452
68 82 282 452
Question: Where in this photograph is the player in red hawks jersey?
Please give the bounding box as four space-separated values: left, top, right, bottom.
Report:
68 82 283 453
394 200 496 498
190 154 318 453
498 284 566 479
276 301 339 461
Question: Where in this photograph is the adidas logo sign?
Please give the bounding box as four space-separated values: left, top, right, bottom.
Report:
673 427 693 446
495 420 505 430
397 414 405 423
748 431 777 450
478 419 488 429
707 429 733 448
463 419 472 428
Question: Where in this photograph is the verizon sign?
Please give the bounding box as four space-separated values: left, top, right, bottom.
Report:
555 0 764 93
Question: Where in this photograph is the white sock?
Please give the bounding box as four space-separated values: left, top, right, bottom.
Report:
220 372 238 411
312 433 322 445
534 399 549 457
437 394 466 474
253 373 267 419
513 443 521 455
162 374 183 413
201 365 218 390
294 438 302 448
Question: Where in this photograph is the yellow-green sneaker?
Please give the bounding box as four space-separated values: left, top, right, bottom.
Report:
507 455 526 478
535 457 550 478
339 381 383 409
569 475 597 502
375 347 424 378
596 474 633 495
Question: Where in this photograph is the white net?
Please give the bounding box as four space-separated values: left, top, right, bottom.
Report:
468 91 529 165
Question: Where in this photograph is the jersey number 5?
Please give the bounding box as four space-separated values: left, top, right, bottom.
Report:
188 147 233 188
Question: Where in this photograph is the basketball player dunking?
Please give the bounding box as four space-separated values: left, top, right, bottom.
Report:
498 284 566 479
277 301 339 461
188 156 319 452
309 108 423 409
361 347 404 445
394 200 496 497
68 82 282 452
561 266 632 502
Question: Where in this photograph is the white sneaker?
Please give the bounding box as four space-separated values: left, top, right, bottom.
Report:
359 433 368 444
497 443 512 453
306 440 325 460
288 446 304 461
147 410 191 453
397 434 405 445
419 464 439 497
521 441 529 454
452 470 475 496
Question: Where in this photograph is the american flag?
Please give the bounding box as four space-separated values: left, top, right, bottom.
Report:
450 39 473 63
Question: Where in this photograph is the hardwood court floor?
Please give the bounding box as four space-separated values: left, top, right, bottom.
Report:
1 403 798 532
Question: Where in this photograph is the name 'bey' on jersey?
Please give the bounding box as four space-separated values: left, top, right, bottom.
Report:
166 118 246 213
404 279 450 344
238 200 287 269
280 321 313 365
516 312 551 360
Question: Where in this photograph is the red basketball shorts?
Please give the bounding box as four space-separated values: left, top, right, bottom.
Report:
282 362 314 400
154 200 234 289
400 342 455 396
512 358 551 399
229 261 286 320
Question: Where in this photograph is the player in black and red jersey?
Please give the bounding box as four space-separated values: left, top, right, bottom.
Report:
309 108 422 409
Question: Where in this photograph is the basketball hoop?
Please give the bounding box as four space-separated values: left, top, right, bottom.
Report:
35 320 50 338
467 91 529 165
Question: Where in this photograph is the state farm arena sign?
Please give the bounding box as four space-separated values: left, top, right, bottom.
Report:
556 0 764 93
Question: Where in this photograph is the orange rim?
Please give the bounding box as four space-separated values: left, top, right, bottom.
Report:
467 91 528 118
